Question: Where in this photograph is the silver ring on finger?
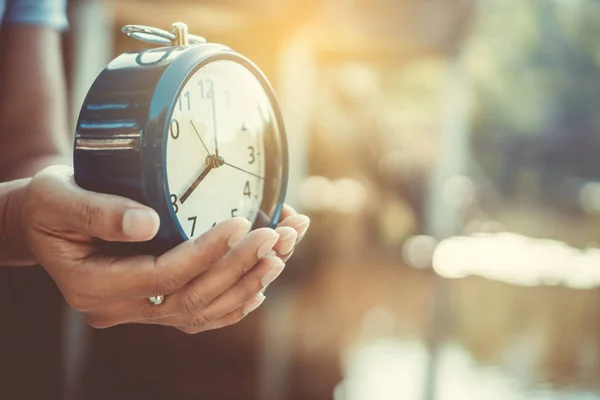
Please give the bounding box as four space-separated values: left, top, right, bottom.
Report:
149 295 165 306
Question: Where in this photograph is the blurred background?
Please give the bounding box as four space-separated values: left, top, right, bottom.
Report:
14 0 600 399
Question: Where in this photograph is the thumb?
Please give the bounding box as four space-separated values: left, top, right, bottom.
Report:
31 166 160 242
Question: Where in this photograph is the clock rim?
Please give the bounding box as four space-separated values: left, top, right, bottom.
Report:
143 46 288 248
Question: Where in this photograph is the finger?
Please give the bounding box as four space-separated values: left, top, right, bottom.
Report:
75 218 252 302
153 216 252 284
279 204 298 222
94 292 267 331
85 256 282 327
82 296 183 328
148 294 266 333
144 256 283 327
178 295 265 334
188 256 282 323
277 214 310 243
168 228 279 316
261 249 293 294
274 226 297 259
30 165 160 242
277 248 295 264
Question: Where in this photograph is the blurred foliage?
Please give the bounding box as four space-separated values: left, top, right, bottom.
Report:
466 0 600 136
465 0 600 202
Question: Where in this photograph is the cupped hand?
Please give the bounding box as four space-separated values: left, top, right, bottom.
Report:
16 166 286 334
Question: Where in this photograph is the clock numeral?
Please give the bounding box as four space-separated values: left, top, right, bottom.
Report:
178 91 191 111
244 180 251 198
199 79 214 99
170 119 180 140
248 146 256 165
231 209 239 217
188 216 198 237
170 194 179 214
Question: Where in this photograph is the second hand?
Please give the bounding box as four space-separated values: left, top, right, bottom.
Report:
190 120 211 156
223 162 265 180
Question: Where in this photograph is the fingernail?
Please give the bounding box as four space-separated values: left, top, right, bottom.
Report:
243 293 266 316
277 229 297 256
257 233 280 258
227 219 252 248
261 261 285 288
122 209 160 240
294 218 311 239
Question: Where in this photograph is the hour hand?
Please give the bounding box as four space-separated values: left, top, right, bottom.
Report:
180 163 213 204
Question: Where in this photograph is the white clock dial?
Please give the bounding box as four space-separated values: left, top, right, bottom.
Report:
166 60 270 240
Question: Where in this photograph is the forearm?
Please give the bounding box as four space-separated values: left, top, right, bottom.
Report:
0 178 34 266
0 26 70 181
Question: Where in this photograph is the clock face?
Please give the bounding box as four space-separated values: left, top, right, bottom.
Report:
166 60 273 240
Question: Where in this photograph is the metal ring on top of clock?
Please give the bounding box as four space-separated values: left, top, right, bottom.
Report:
122 24 207 46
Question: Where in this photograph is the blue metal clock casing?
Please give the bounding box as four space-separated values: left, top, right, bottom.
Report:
74 43 288 255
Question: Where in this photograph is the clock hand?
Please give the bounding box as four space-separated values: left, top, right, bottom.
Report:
190 120 211 155
211 91 219 157
223 161 265 180
180 163 214 204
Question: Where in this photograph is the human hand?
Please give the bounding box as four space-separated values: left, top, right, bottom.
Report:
12 165 287 333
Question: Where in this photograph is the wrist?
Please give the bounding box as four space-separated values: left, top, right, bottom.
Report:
0 178 35 266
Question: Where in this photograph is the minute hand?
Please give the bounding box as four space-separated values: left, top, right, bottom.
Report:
180 164 213 204
211 92 219 157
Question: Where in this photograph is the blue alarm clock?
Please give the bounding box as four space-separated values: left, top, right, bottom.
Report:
74 23 288 255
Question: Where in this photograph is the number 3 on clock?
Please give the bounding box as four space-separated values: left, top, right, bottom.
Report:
248 146 255 164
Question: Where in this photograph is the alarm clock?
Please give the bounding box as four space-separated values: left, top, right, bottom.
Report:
74 23 288 255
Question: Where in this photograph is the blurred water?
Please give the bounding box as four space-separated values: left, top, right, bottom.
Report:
335 339 600 400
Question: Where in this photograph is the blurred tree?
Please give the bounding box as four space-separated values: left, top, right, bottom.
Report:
466 0 600 205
